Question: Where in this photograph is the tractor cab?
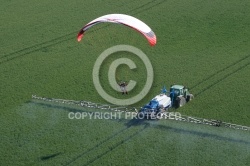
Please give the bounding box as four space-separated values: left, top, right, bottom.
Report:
170 85 185 98
170 85 193 108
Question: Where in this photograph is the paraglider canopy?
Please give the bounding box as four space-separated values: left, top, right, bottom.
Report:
77 14 157 46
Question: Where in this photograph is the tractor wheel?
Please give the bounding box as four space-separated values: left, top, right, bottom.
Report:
177 96 186 108
186 94 194 102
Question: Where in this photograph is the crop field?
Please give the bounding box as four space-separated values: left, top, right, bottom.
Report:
0 0 250 165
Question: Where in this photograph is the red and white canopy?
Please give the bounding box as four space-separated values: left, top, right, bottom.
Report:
77 14 157 46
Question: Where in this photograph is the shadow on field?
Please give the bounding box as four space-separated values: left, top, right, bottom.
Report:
30 100 148 165
0 0 166 65
31 100 250 165
190 54 250 96
123 117 147 126
40 152 62 161
31 100 149 164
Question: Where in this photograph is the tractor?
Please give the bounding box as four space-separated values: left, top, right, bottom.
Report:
169 85 194 108
137 85 193 119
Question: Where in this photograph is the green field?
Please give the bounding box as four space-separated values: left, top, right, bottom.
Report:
1 0 250 165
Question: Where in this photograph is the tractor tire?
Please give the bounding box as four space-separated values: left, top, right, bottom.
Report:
177 96 186 108
186 94 194 102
